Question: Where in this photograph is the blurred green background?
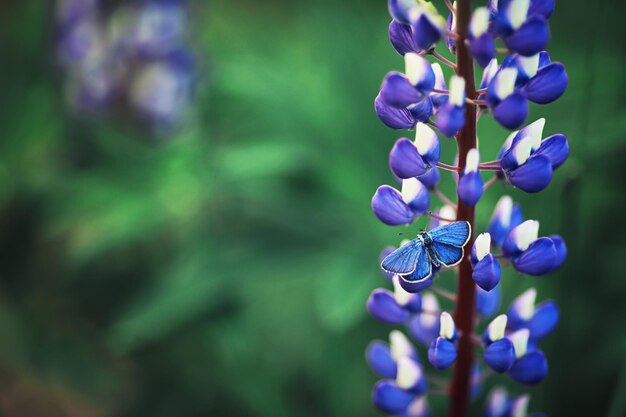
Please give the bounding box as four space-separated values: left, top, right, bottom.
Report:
0 0 625 416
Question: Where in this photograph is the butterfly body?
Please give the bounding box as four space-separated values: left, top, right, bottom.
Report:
381 221 471 281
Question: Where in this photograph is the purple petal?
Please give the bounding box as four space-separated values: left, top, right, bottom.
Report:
509 350 548 385
372 380 414 414
458 171 484 207
428 337 457 370
389 139 429 179
388 0 413 25
408 314 440 346
389 19 418 55
528 300 559 340
472 254 502 291
477 284 501 317
367 289 410 324
493 93 529 129
534 134 569 169
523 63 568 104
372 185 415 225
484 338 516 373
412 13 442 51
504 15 550 57
418 166 440 190
408 97 434 122
548 235 567 271
437 102 466 137
507 154 553 193
366 340 397 378
529 0 555 18
375 94 416 129
470 33 496 68
381 72 424 108
512 237 557 275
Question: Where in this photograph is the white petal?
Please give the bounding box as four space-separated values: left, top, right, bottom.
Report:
511 395 530 417
520 118 545 151
494 68 518 100
396 357 423 389
390 330 414 361
488 314 508 341
432 63 446 90
405 53 430 86
401 178 423 204
488 388 509 415
492 195 513 228
512 287 537 320
470 7 490 37
507 0 530 30
509 328 530 359
420 292 439 328
517 54 540 78
465 148 480 173
449 75 466 106
393 275 413 306
406 397 428 417
439 311 456 339
512 137 533 165
474 232 491 261
511 220 539 251
414 122 438 156
481 58 499 87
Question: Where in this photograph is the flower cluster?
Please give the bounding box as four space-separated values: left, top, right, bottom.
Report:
367 1 568 415
56 0 196 131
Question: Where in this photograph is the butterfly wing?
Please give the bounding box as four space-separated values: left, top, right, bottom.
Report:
401 246 433 281
428 221 471 247
431 241 464 267
381 239 424 275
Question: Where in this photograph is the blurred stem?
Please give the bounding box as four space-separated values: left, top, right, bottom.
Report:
449 0 477 416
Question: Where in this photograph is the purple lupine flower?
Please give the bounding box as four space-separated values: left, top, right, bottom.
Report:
372 178 430 226
476 283 501 317
483 315 516 372
502 51 568 104
368 0 568 413
468 7 495 67
506 288 559 341
498 118 569 192
506 328 548 385
428 312 458 369
471 232 501 291
488 195 524 246
485 387 546 417
458 148 484 206
408 292 440 346
436 75 466 136
502 219 566 275
367 276 423 324
492 0 551 56
389 123 441 179
367 330 419 379
486 67 528 129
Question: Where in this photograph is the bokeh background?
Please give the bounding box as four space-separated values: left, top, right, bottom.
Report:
0 0 625 416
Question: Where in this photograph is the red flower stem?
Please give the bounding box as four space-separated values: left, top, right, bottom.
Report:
479 166 502 171
450 0 477 415
432 50 458 70
483 175 499 190
426 211 456 223
433 188 457 208
432 88 450 95
445 0 457 16
431 285 458 302
436 162 461 172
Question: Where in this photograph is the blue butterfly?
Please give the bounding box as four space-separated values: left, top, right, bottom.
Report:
381 221 471 281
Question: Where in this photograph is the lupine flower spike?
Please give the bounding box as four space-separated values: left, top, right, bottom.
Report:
368 0 568 414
